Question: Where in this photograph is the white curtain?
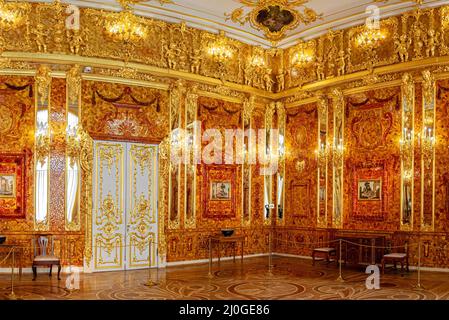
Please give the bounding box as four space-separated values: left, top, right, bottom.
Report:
35 159 48 222
66 161 79 223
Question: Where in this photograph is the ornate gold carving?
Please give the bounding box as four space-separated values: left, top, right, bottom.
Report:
35 65 51 105
67 65 81 105
225 0 321 42
331 88 344 228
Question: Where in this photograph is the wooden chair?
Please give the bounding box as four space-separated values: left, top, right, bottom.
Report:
381 242 409 274
32 235 61 281
312 247 337 266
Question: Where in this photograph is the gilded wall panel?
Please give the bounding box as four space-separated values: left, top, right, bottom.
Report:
284 103 318 228
343 88 401 231
81 81 169 143
49 78 66 231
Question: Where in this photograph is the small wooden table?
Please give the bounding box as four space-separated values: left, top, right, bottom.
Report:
209 235 245 268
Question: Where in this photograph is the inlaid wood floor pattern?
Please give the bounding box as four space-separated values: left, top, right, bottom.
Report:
0 256 448 300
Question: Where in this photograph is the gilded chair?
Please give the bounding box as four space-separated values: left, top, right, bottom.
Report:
32 234 61 281
381 242 409 274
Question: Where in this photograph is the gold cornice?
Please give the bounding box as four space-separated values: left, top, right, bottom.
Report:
1 51 273 99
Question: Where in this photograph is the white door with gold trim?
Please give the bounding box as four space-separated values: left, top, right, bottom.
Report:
92 141 158 272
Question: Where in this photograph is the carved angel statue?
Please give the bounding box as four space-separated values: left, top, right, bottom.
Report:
276 68 285 92
263 69 274 92
337 50 348 76
162 42 180 69
190 49 202 74
425 29 439 58
412 24 427 59
243 64 253 86
33 23 48 53
315 56 325 81
67 29 84 55
395 34 411 62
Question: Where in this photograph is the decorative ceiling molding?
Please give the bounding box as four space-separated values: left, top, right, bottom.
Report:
225 0 322 44
16 0 449 48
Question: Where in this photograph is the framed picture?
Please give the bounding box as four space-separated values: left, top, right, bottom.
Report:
358 179 381 201
0 173 15 198
210 181 231 201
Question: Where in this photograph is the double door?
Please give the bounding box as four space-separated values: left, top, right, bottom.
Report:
92 141 158 271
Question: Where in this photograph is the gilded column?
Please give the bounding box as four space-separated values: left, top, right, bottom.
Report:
421 70 436 231
242 95 254 227
316 92 328 228
276 101 286 226
400 73 415 231
184 85 198 229
331 88 344 229
168 80 185 229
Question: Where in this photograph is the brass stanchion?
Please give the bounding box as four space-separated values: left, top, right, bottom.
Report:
6 247 19 300
144 239 157 287
336 239 345 282
268 230 273 276
207 237 213 279
413 235 425 290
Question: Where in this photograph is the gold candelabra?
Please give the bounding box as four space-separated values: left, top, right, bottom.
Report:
104 9 147 43
66 125 81 168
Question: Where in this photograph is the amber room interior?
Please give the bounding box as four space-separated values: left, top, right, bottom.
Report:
1 0 449 301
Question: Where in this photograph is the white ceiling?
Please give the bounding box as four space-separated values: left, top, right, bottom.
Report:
27 0 449 48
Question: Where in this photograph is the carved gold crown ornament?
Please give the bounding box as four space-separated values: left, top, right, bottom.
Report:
225 0 322 42
0 0 30 30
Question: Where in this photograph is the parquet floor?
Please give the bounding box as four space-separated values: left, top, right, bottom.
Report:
1 256 448 300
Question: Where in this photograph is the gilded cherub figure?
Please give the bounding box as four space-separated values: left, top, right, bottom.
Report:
426 29 439 58
243 64 252 86
190 48 202 74
67 29 84 55
412 25 426 59
263 69 274 92
395 34 411 62
163 42 180 69
276 68 285 92
316 56 325 81
337 50 348 76
33 23 48 53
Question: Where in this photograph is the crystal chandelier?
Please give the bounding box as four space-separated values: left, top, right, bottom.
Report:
207 31 234 61
356 25 386 47
104 9 147 43
0 0 30 29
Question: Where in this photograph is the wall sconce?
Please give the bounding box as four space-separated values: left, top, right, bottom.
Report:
420 127 435 170
66 124 81 167
400 128 413 161
35 121 51 167
295 159 305 173
332 138 344 167
316 142 329 169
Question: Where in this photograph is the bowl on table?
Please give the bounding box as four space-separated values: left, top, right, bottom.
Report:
221 229 234 237
0 236 6 244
